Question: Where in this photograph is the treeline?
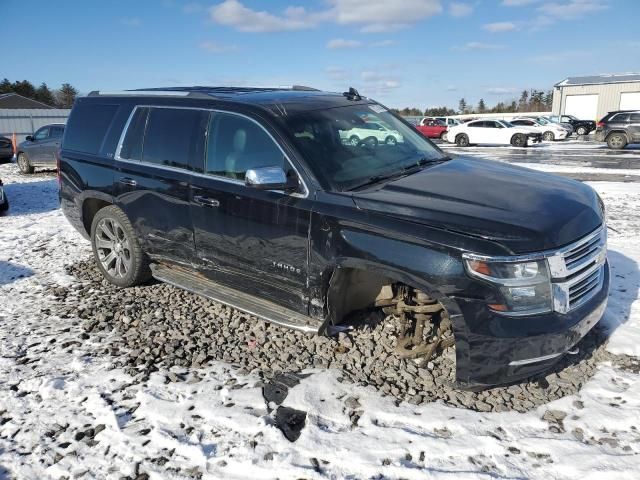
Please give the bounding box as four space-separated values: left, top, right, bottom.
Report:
393 89 554 117
0 79 79 108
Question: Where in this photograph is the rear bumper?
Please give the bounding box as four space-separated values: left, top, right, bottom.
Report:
595 130 606 142
454 261 609 389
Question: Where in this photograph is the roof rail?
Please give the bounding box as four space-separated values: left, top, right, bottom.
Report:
88 85 320 98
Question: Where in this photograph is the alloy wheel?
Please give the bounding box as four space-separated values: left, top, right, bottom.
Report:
95 218 133 279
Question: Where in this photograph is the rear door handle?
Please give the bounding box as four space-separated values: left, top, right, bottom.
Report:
119 177 137 186
193 195 220 208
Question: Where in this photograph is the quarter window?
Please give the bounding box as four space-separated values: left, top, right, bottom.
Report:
64 103 119 154
142 107 207 169
206 112 283 180
611 114 629 123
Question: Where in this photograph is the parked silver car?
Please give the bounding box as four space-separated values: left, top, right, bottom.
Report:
16 123 65 174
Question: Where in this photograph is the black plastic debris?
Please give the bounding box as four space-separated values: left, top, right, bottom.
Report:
275 406 307 442
262 372 310 407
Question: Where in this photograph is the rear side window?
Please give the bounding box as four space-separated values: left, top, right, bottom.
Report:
120 107 148 161
142 107 207 169
630 113 640 122
50 125 64 138
64 103 118 154
610 113 629 123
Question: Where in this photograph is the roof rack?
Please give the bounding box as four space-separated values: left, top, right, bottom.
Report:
87 85 320 98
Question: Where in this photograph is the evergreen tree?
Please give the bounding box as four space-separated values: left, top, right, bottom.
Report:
12 80 36 99
458 98 467 114
55 83 78 108
518 90 529 111
0 78 11 94
544 90 553 110
35 82 56 106
477 98 486 113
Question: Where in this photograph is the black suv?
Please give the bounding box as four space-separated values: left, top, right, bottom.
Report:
549 115 596 136
595 110 640 149
59 87 609 389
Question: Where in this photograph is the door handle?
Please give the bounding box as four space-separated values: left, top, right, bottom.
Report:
119 177 137 186
193 195 220 208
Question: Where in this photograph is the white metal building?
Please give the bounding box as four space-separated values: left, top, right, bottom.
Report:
552 73 640 121
0 109 70 143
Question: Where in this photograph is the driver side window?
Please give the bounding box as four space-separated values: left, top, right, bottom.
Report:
206 112 284 181
34 127 50 141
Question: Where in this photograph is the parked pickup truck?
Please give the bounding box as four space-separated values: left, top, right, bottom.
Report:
60 86 609 389
416 118 448 139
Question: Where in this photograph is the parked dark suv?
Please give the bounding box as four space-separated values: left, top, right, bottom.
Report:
60 87 609 389
595 110 640 149
17 123 65 173
548 115 596 136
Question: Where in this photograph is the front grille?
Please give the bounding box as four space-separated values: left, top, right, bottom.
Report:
549 226 607 314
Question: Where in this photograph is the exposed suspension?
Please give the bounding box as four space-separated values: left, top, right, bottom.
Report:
375 285 454 362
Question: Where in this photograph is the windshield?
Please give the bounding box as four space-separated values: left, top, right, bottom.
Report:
500 120 515 128
536 117 550 125
281 104 446 191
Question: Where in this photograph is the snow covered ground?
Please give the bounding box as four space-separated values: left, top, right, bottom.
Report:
0 159 639 479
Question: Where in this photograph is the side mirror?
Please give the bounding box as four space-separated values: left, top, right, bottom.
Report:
26 135 33 142
245 166 289 191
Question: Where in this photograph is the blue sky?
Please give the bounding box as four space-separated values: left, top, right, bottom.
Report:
3 0 639 109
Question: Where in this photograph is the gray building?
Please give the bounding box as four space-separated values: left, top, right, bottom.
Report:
0 108 70 143
552 73 640 121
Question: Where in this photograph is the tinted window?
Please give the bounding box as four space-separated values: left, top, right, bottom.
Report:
120 107 148 160
611 113 629 123
486 121 500 128
50 125 64 138
64 103 119 154
630 113 640 122
34 127 49 140
468 121 483 128
142 107 207 169
511 120 524 126
206 112 283 180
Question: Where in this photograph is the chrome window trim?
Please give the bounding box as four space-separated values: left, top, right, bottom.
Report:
114 105 309 198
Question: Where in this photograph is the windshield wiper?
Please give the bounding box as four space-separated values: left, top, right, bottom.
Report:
346 156 451 191
402 155 450 173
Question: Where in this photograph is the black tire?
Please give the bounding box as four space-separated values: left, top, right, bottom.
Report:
542 131 555 141
576 126 588 136
455 134 469 147
90 205 151 288
385 136 397 145
17 153 34 174
606 132 627 150
349 135 360 146
511 133 527 147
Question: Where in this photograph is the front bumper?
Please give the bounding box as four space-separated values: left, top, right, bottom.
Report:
454 260 609 389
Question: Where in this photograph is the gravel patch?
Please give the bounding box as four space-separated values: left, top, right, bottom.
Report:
43 258 637 413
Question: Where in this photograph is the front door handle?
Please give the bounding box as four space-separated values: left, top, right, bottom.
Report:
119 177 137 186
193 195 220 208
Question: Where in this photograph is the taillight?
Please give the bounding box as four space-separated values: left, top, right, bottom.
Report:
56 148 62 186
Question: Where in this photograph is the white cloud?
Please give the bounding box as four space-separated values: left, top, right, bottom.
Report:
537 0 608 19
502 0 539 5
120 17 141 27
529 50 590 63
198 41 239 53
210 0 442 33
483 21 518 32
327 38 363 49
486 87 519 94
210 0 326 32
449 2 473 17
360 70 401 93
446 85 458 91
452 41 506 51
326 66 350 81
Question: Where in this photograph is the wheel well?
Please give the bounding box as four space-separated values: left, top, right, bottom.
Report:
326 267 448 325
82 198 111 235
606 130 628 140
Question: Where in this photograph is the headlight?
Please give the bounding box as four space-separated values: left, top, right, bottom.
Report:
463 256 552 316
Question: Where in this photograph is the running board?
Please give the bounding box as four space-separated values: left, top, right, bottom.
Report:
150 263 321 333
